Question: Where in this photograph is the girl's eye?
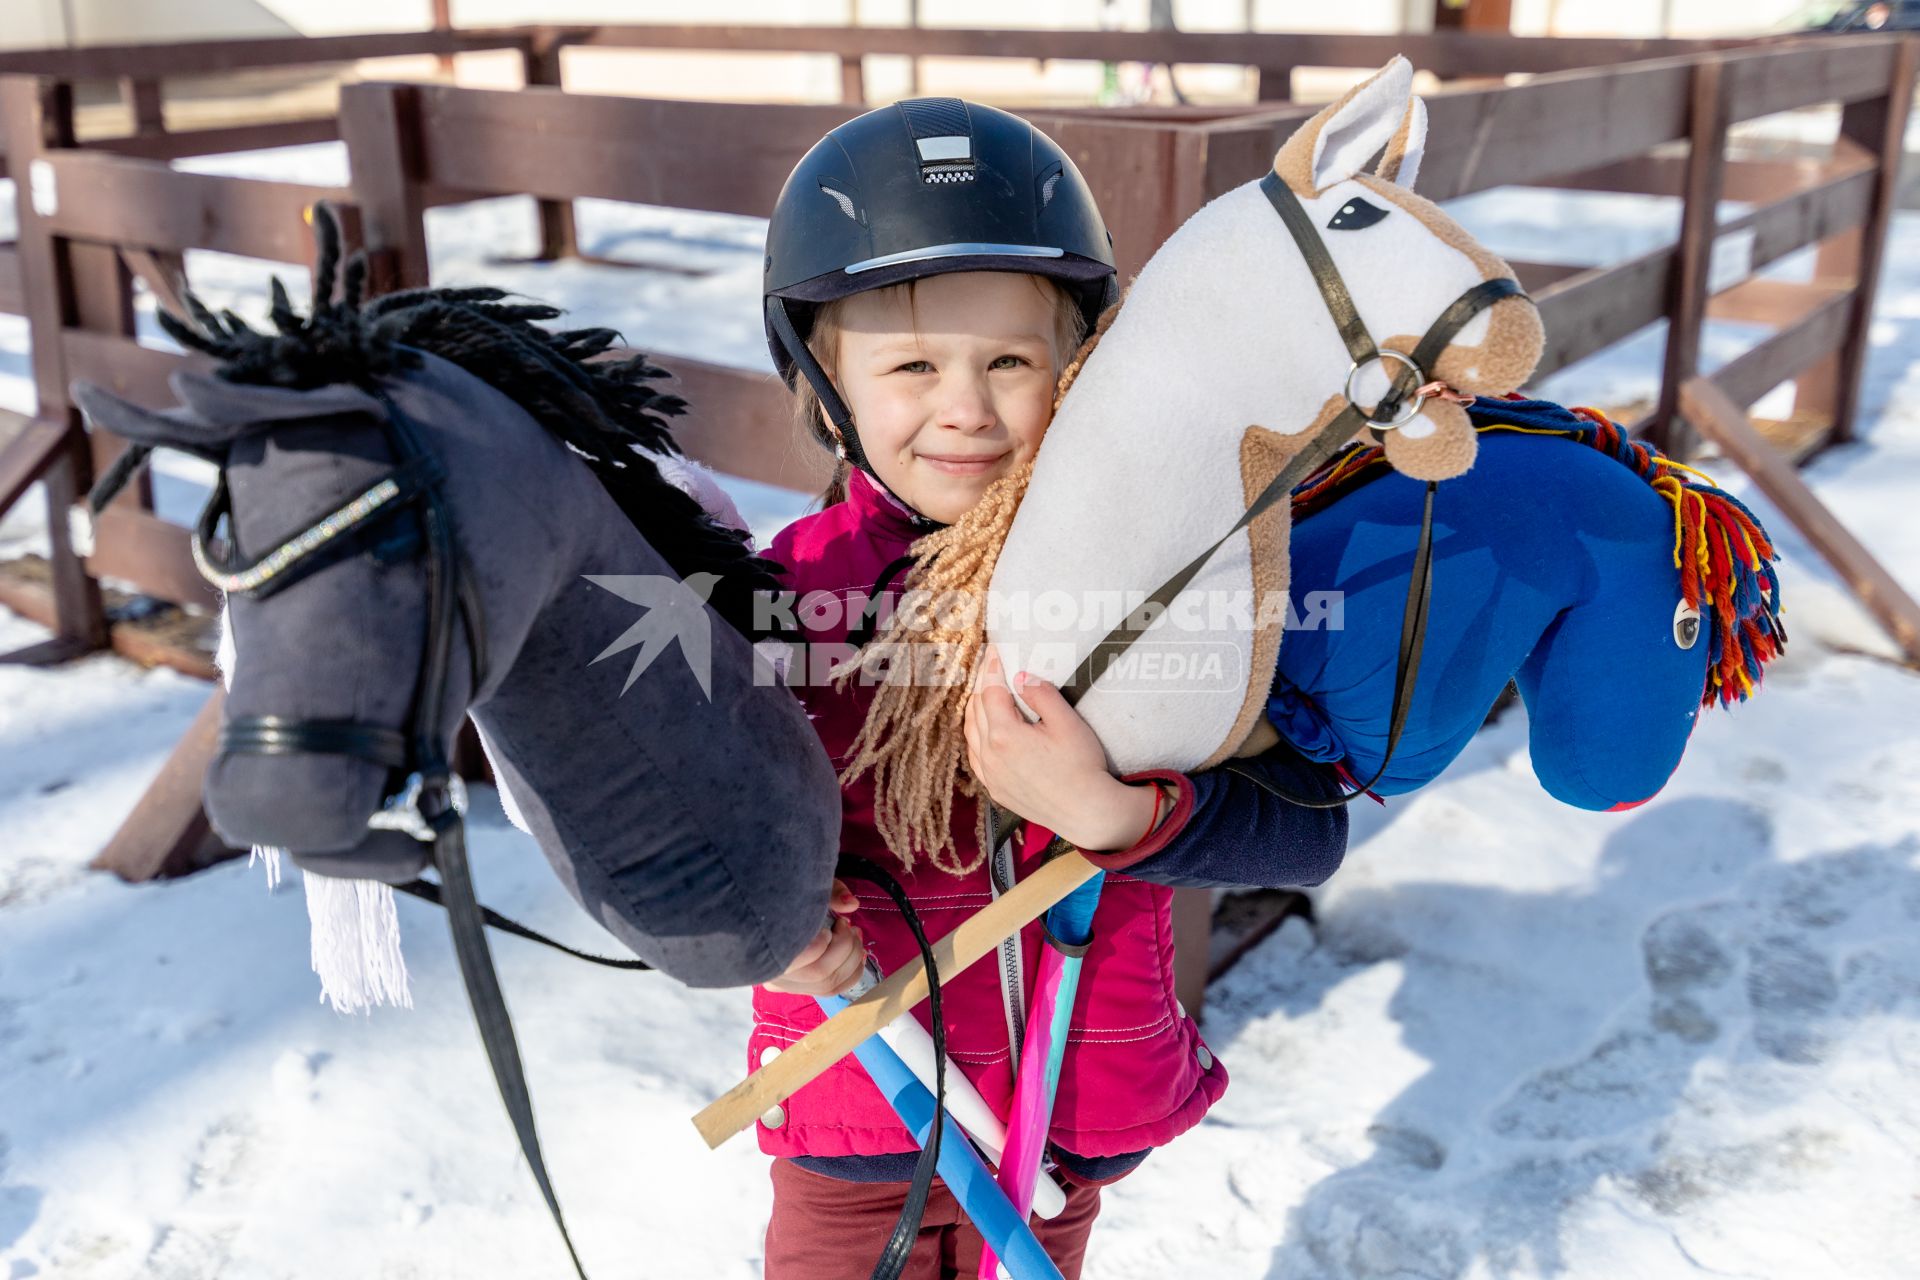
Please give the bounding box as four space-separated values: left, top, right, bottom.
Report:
894 360 932 374
990 355 1026 370
1673 600 1702 650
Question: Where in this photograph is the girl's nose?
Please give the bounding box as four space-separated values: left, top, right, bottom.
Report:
931 373 996 433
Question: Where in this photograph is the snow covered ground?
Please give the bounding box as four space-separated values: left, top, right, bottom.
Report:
3 145 1920 1279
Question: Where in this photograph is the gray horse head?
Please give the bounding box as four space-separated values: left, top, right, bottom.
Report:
73 229 838 986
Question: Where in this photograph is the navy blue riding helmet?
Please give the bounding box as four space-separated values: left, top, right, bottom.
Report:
762 98 1119 511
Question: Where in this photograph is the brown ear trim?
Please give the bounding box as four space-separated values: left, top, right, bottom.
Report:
1375 101 1418 184
1273 69 1384 197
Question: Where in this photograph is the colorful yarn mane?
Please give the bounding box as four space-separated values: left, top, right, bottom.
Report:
1292 396 1787 709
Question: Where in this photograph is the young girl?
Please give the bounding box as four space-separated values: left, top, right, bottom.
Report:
753 100 1349 1279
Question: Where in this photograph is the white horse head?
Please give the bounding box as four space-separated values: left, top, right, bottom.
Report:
843 59 1544 868
985 56 1544 776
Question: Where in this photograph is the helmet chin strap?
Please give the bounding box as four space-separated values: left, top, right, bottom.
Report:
766 296 943 528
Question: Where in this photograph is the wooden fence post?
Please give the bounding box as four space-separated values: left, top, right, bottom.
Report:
521 39 579 261
1650 56 1729 459
1793 37 1917 445
0 74 106 649
840 53 867 105
339 81 432 294
1683 376 1920 664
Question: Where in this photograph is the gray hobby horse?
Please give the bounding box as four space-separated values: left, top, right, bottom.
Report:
71 210 840 1272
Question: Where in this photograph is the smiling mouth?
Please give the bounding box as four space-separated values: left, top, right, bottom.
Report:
917 452 1009 476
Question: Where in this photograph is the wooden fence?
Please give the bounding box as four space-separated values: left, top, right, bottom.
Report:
1 24 1918 923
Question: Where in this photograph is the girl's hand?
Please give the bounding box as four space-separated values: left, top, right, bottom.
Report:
965 646 1161 852
763 879 866 996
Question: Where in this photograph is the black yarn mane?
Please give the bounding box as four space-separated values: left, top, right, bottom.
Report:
158 203 779 635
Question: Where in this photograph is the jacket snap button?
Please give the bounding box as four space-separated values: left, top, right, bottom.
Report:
1196 1045 1214 1071
761 1103 787 1129
760 1045 782 1068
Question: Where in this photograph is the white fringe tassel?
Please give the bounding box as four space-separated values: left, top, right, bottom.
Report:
254 844 413 1014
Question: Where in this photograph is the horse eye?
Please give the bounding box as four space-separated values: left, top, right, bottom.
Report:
1326 197 1389 231
1673 600 1702 650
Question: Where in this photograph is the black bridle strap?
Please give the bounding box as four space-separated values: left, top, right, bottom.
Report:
1257 172 1526 423
1063 175 1532 809
1259 171 1377 367
386 388 591 1276
220 715 410 769
835 855 950 1280
430 809 589 1278
393 878 654 970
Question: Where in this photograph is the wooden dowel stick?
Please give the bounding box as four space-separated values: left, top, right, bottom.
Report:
692 850 1100 1149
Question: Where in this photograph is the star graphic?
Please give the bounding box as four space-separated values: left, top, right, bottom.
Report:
583 572 722 700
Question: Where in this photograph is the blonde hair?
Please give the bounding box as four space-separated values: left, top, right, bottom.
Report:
789 273 1089 510
833 294 1120 876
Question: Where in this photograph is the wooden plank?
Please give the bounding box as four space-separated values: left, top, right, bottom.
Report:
554 24 1739 78
0 28 534 78
41 152 347 262
1681 375 1920 664
1416 60 1694 200
408 85 858 214
92 688 243 882
694 850 1104 1149
1719 163 1876 269
1529 152 1862 204
652 357 831 494
0 76 108 648
1823 37 1917 444
87 507 221 612
63 331 196 408
1706 277 1847 327
520 42 579 262
1708 289 1852 409
0 243 20 317
1720 35 1904 121
1508 260 1588 293
339 82 433 294
1530 247 1674 380
0 414 69 516
1651 57 1730 458
0 569 218 680
839 53 866 105
83 117 340 162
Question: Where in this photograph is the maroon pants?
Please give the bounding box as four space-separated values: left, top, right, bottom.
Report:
763 1158 1103 1279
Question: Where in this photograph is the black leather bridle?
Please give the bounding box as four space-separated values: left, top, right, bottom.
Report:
1058 173 1534 803
85 389 618 1278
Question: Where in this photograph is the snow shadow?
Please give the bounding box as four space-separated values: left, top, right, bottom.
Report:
1206 797 1920 1278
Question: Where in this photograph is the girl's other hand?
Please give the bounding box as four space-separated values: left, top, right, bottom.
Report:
763 879 865 996
965 646 1160 852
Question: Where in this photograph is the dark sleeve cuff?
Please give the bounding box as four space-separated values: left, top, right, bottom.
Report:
1078 769 1196 872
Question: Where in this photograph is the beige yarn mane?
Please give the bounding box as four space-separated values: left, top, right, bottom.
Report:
833 300 1121 875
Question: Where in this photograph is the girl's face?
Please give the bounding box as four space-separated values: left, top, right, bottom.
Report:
830 272 1061 525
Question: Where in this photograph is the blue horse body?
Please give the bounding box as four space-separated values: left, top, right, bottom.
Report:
1269 406 1712 811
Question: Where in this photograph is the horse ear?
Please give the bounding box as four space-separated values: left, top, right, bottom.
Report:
1374 94 1428 190
71 381 237 458
1273 56 1414 196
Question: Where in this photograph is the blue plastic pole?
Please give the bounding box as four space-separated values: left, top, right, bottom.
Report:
817 990 1063 1280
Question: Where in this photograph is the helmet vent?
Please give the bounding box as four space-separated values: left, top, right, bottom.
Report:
817 182 859 221
900 98 977 186
1038 164 1064 208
